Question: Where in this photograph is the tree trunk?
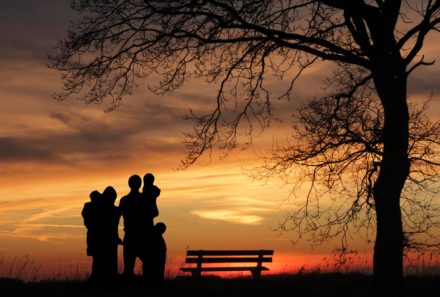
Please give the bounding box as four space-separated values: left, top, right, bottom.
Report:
371 57 409 292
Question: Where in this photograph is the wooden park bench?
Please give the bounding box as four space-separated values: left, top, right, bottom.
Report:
180 249 274 279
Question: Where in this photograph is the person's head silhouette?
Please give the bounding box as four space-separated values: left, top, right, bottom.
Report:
128 174 142 191
143 173 155 186
89 190 101 203
103 186 117 205
155 222 166 235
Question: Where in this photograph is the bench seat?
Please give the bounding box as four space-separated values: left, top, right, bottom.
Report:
180 266 270 272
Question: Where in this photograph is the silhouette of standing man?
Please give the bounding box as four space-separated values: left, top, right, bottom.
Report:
119 175 152 278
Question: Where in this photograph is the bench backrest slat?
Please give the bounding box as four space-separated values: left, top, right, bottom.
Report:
185 257 272 264
186 250 274 256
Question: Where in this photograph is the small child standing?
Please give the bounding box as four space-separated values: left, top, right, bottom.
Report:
152 222 167 285
82 190 100 281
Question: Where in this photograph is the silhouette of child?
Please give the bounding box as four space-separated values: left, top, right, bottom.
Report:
142 173 160 219
81 190 101 280
82 191 100 256
152 222 167 285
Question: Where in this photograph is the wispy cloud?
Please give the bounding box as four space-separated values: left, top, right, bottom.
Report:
0 230 76 242
11 223 83 228
191 209 265 225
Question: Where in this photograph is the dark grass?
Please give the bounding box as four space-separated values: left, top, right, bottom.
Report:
2 273 439 297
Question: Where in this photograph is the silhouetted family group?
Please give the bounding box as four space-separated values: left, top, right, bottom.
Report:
81 173 166 285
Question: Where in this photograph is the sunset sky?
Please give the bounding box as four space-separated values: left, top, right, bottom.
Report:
1 1 440 278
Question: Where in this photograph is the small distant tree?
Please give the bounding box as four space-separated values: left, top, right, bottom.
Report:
50 0 440 289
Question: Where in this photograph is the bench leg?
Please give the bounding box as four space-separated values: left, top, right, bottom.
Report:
251 269 261 279
191 270 201 278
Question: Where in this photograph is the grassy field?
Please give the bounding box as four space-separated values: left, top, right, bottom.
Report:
2 253 440 296
2 273 439 297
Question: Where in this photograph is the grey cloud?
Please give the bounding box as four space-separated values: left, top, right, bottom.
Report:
126 98 188 129
0 0 74 64
50 95 190 138
0 129 175 165
0 137 56 161
408 66 440 97
0 101 188 165
49 112 128 142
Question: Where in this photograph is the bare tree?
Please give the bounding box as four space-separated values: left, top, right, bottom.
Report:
50 0 440 289
256 64 440 257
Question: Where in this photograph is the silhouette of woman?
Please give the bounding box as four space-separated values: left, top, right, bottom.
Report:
100 186 121 280
83 186 121 283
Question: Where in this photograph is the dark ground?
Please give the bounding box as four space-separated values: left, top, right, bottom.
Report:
1 273 439 297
